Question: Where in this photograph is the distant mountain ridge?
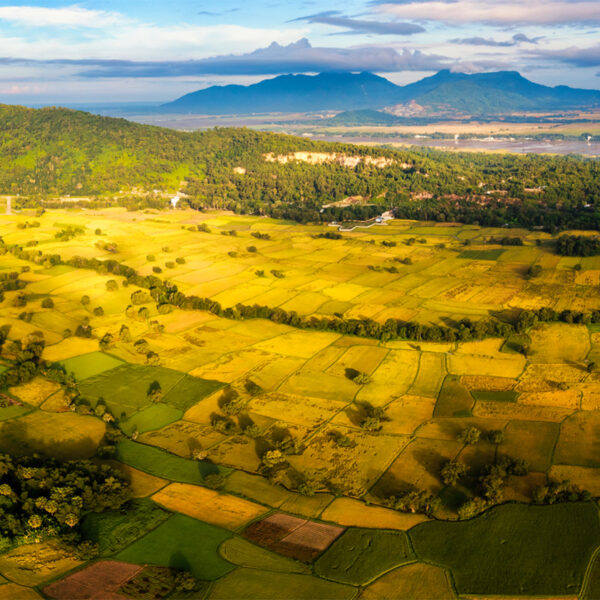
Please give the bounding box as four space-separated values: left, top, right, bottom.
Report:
162 70 600 116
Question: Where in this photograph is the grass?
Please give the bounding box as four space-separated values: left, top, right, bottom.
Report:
582 550 600 600
78 364 221 418
458 249 504 260
209 568 356 600
119 403 183 436
471 390 518 403
219 537 311 573
162 374 224 412
0 404 32 421
60 351 124 380
80 498 170 556
409 502 600 595
314 528 415 585
79 364 185 418
115 438 229 482
116 513 234 580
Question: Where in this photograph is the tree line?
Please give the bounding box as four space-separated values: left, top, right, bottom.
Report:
6 242 600 346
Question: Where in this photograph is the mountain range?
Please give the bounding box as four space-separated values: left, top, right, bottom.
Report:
161 70 600 116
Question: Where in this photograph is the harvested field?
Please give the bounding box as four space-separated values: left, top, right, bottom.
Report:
270 520 345 562
44 561 141 600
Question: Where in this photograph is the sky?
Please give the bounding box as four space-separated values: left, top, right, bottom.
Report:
0 0 598 104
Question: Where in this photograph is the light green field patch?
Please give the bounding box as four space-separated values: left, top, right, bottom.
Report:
116 514 234 580
116 438 227 482
219 538 310 573
119 404 183 435
61 351 125 380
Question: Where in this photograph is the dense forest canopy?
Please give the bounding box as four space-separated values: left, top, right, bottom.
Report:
1 105 599 231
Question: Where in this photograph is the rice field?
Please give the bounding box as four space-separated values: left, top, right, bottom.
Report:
1 207 599 599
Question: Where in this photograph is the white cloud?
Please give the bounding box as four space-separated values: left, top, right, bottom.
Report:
0 5 123 28
376 0 600 26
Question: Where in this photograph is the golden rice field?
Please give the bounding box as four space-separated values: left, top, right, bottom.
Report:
0 206 599 599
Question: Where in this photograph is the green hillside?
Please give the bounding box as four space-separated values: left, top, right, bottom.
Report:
0 104 599 231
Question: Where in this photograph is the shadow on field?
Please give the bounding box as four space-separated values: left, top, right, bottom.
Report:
412 446 449 481
169 550 191 572
0 419 98 460
344 368 360 381
371 470 414 499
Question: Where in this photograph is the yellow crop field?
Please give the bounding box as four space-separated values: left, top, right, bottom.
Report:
152 483 269 530
409 352 447 397
473 401 574 422
253 330 340 359
280 369 358 402
250 392 347 427
0 584 42 600
377 396 436 435
527 323 590 363
288 426 409 496
0 411 105 459
327 345 388 377
360 562 455 600
190 349 269 383
518 390 580 409
356 349 419 406
320 497 429 529
43 337 100 362
0 541 82 586
448 353 526 378
9 377 61 406
373 438 463 496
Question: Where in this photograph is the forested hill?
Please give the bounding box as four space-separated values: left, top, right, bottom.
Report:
1 104 599 231
162 70 600 115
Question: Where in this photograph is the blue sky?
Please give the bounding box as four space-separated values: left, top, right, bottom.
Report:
0 0 598 103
